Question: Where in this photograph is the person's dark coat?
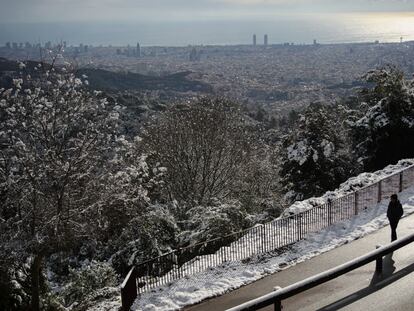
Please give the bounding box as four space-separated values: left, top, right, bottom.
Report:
387 200 403 223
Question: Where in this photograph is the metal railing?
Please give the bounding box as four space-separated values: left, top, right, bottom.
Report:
226 232 414 311
121 164 414 310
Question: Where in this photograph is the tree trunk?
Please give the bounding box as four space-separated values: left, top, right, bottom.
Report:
31 255 42 311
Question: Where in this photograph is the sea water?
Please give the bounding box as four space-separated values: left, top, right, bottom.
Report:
1 12 414 46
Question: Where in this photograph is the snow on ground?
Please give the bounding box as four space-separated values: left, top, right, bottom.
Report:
132 185 414 311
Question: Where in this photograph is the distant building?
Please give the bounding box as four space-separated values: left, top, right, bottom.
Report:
12 42 18 49
137 42 141 57
253 34 257 46
264 34 268 46
313 39 317 45
189 47 199 61
5 42 11 49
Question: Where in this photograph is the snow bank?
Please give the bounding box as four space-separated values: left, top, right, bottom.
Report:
132 185 414 311
282 158 414 216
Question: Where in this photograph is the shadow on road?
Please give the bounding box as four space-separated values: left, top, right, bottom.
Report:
316 254 414 311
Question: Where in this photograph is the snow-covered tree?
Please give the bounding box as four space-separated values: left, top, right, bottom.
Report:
92 136 167 247
351 66 414 171
179 200 251 247
0 64 120 310
280 104 351 201
108 203 179 275
60 261 117 308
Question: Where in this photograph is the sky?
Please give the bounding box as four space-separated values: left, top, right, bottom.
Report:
1 0 414 46
1 0 414 23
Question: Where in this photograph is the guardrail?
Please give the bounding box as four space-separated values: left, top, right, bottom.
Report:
226 232 414 311
121 164 414 310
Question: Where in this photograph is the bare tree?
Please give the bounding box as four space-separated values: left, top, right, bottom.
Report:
143 97 255 209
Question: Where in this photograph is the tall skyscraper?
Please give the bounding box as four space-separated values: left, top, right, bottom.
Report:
137 42 141 57
264 34 268 46
189 47 198 61
253 34 257 46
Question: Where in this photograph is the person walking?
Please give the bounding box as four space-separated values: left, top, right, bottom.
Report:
387 194 403 242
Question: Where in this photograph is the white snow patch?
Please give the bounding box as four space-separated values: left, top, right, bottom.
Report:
321 139 334 158
287 139 309 166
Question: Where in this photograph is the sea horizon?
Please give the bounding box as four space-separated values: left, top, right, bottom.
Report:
1 12 414 47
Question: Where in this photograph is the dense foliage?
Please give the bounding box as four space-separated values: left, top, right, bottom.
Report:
351 66 414 171
279 104 353 201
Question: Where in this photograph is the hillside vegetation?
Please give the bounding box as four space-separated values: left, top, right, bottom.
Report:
1 60 414 310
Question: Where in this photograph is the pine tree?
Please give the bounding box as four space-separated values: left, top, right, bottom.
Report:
280 104 351 201
351 66 414 171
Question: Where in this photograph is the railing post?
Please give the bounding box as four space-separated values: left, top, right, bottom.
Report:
399 172 403 192
377 181 382 203
296 215 301 240
354 191 359 215
121 267 137 311
261 224 266 253
221 245 226 263
274 300 282 311
177 248 182 278
328 199 332 225
375 245 383 273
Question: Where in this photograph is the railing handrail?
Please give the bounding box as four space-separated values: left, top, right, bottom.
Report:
226 232 414 311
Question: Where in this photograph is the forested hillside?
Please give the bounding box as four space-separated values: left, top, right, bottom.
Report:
1 60 414 310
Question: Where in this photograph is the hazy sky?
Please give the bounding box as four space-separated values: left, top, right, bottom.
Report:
1 0 414 46
1 0 414 23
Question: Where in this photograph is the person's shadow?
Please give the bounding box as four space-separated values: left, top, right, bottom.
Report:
317 252 414 310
